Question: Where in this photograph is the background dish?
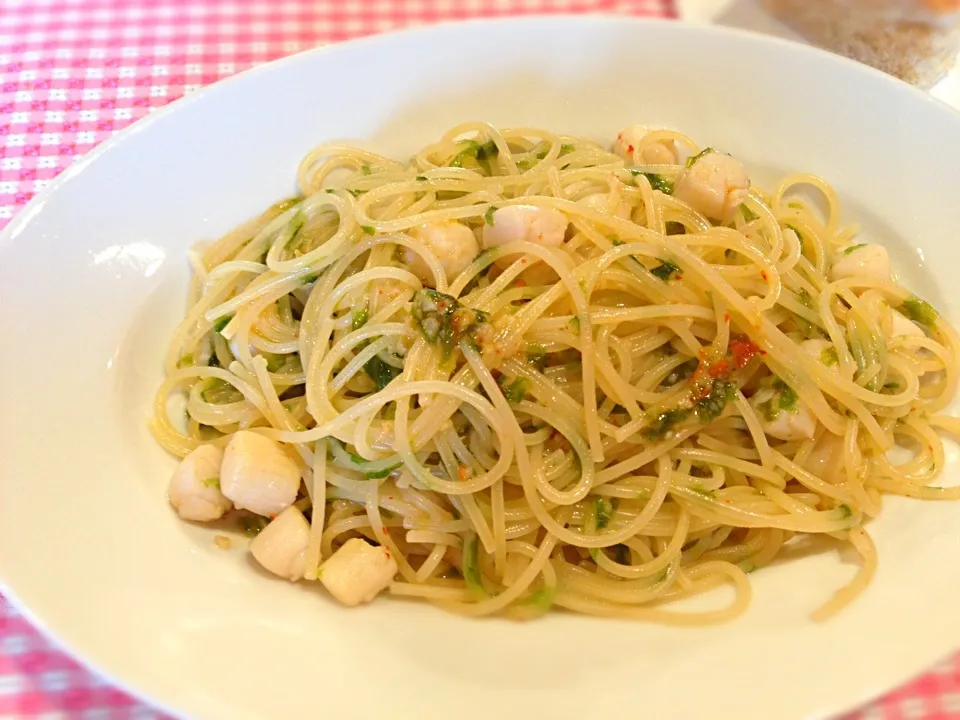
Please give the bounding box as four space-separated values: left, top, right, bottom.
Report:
2 16 960 720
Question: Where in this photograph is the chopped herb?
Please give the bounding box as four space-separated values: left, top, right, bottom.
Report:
263 353 286 372
820 346 839 366
213 315 232 334
842 243 867 255
559 143 575 155
641 172 674 194
760 378 800 421
527 342 547 371
415 175 427 181
594 497 614 530
338 442 402 479
524 585 556 613
363 354 402 391
302 273 319 285
177 354 194 368
348 189 365 198
740 204 759 222
502 377 529 404
361 164 372 176
569 316 581 333
883 380 900 391
687 485 717 500
848 321 882 391
448 139 499 173
686 147 715 168
775 378 799 412
361 225 375 236
650 259 681 281
324 188 336 194
351 309 369 331
644 407 691 440
476 140 499 160
411 288 489 358
611 238 625 247
738 561 757 574
449 139 480 168
694 379 736 423
900 296 939 327
484 205 497 226
364 462 402 480
202 477 220 489
786 224 804 246
283 210 306 247
240 515 269 537
462 533 484 599
838 504 852 518
476 140 500 174
200 378 230 403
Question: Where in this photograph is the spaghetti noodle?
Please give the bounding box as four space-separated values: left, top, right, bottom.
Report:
152 122 959 623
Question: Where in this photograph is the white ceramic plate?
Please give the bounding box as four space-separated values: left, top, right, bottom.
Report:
2 16 960 720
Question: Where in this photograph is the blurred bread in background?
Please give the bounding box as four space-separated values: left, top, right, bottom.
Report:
765 0 960 87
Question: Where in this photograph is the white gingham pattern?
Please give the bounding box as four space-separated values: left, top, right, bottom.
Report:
2 1 960 718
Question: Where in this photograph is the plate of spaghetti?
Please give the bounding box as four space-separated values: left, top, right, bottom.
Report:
1 16 960 720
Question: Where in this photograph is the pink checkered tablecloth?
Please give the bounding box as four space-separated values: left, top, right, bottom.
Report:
1 1 960 718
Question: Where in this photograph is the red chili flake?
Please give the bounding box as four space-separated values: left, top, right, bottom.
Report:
760 271 768 281
709 359 732 379
724 312 731 322
676 274 684 280
514 279 528 288
627 144 635 153
729 337 761 369
689 349 710 384
381 525 388 535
